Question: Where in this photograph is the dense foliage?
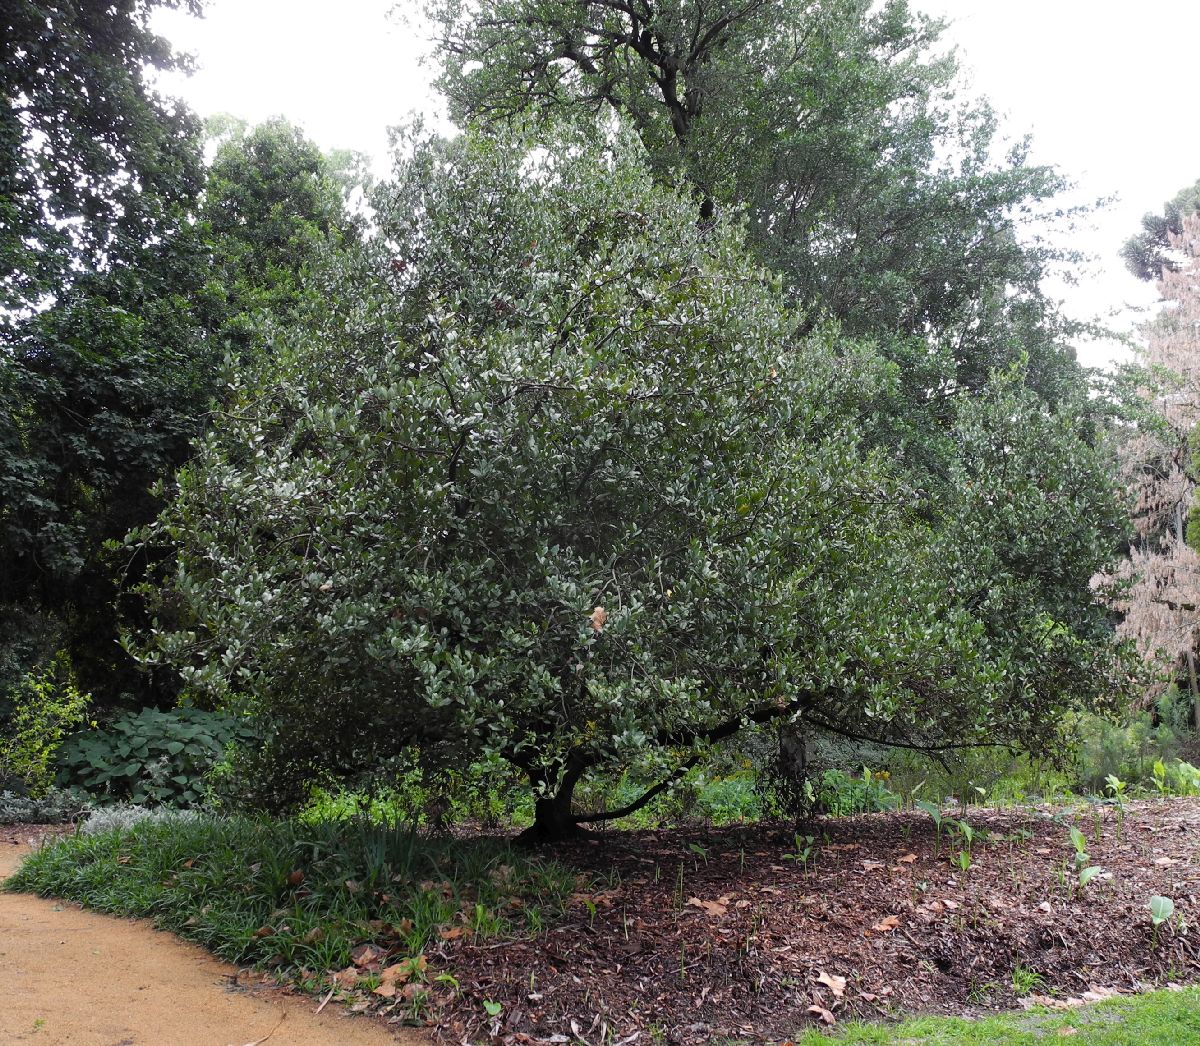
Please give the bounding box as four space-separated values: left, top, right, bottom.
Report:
429 0 1088 400
55 707 260 806
136 130 1129 838
1 40 359 722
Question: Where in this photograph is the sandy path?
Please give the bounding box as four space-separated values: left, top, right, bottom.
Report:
0 833 425 1046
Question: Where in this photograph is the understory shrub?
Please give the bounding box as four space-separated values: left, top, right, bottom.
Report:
56 707 259 806
0 653 91 795
0 787 90 825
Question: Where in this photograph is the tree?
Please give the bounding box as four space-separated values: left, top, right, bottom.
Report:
1 0 210 707
138 130 1129 840
1102 212 1200 722
1121 177 1200 283
0 64 360 710
427 0 1087 399
1 0 205 321
197 117 366 363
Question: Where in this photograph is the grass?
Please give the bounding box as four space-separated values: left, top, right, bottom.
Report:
789 987 1200 1044
4 815 580 975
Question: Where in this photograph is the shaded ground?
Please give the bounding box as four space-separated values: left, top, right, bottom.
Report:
426 799 1200 1044
0 826 422 1046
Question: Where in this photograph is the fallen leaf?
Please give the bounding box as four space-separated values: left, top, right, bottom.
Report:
590 606 607 632
815 971 846 998
1153 857 1179 866
687 896 729 917
1057 1027 1079 1036
331 966 360 988
349 943 383 966
897 853 918 864
302 927 324 944
1037 901 1052 913
438 925 466 940
871 915 900 933
860 860 886 871
251 925 275 939
942 900 959 911
807 1004 836 1025
286 869 304 886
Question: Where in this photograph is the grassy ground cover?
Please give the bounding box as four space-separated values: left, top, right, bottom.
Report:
5 816 578 984
790 986 1200 1043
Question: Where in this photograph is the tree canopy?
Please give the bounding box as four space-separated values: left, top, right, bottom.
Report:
0 26 358 708
138 130 1130 839
428 0 1087 400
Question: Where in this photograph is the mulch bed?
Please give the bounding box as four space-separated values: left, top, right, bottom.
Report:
430 799 1200 1044
0 822 72 857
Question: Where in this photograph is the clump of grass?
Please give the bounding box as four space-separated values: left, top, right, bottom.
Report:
5 815 580 974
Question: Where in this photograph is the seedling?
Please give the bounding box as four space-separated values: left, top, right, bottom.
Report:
1149 895 1176 947
687 842 709 867
483 1000 503 1018
915 799 945 855
781 833 816 873
1068 825 1103 892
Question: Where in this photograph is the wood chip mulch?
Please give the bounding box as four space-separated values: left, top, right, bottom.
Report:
430 799 1200 1044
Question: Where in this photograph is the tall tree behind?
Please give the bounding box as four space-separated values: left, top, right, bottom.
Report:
1 0 209 708
1102 212 1200 722
428 0 1087 400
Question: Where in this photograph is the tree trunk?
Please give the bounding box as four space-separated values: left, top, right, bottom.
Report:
514 758 590 846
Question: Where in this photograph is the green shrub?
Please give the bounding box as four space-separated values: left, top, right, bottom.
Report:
56 707 259 806
0 787 90 825
814 767 898 816
0 653 91 795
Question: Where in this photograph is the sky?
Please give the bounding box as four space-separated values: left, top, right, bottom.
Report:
150 0 1200 371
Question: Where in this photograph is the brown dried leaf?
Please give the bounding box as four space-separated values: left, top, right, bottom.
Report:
687 896 729 917
815 971 846 998
590 606 607 632
871 915 900 933
350 943 384 967
807 1004 836 1025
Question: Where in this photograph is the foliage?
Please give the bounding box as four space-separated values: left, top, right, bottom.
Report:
1098 213 1200 716
56 707 259 807
1122 177 1200 282
0 787 90 826
429 0 1087 403
132 125 1131 841
0 652 91 794
6 816 579 972
197 117 364 363
813 768 897 817
0 0 213 710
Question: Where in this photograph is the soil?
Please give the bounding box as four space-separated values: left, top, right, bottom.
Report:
7 801 1200 1046
0 825 425 1046
429 799 1200 1044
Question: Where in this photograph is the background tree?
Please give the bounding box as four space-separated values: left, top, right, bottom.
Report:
428 0 1090 402
0 0 209 717
1 0 359 727
138 129 1129 840
1121 177 1200 283
1102 212 1200 723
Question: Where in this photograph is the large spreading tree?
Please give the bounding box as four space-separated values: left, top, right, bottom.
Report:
139 129 1130 839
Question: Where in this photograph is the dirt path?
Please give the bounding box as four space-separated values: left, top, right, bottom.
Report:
0 832 424 1046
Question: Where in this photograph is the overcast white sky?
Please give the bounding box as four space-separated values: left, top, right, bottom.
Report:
151 0 1200 371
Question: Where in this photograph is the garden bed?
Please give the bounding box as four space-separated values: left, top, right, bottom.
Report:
434 799 1200 1043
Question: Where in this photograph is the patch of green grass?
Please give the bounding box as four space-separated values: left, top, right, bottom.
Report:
4 815 580 975
790 987 1200 1044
